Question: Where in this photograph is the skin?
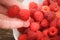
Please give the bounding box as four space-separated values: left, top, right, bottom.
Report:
0 0 30 29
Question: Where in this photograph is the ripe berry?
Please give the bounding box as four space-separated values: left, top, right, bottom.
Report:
18 9 30 21
34 11 44 22
29 2 38 10
41 19 48 28
44 11 55 21
8 5 20 17
30 22 40 32
49 2 59 11
18 34 27 40
29 2 38 17
48 27 58 37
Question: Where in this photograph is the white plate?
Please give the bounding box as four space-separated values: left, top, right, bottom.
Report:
13 0 43 40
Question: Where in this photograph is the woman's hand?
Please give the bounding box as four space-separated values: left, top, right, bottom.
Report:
0 0 30 29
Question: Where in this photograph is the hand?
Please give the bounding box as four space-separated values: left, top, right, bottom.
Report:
0 0 30 29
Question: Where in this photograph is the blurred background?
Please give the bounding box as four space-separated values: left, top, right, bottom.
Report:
0 0 23 40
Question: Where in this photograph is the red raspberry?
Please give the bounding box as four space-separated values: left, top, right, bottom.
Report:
57 19 60 28
8 5 20 17
41 19 48 28
18 9 30 21
48 27 58 37
44 11 55 21
18 34 27 40
34 11 44 22
30 22 40 32
41 6 50 13
29 2 38 17
49 2 59 11
50 19 57 27
55 11 60 19
29 2 38 10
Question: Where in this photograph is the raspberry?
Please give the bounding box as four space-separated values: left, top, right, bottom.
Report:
55 11 60 19
29 2 38 10
30 22 40 32
34 11 44 22
18 9 30 21
41 19 48 28
41 6 50 13
49 2 59 11
29 2 38 17
48 27 58 37
18 34 27 40
50 19 57 27
44 11 55 21
8 5 20 17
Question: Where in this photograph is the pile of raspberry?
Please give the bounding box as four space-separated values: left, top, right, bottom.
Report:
7 0 60 40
